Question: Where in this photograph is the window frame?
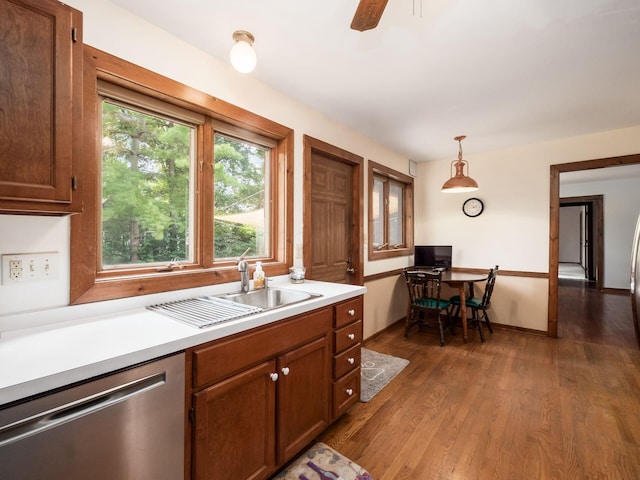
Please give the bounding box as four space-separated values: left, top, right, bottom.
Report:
211 122 276 262
367 160 414 261
98 85 201 272
70 46 293 304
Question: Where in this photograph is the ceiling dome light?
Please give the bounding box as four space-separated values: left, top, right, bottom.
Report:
441 135 479 193
229 30 257 73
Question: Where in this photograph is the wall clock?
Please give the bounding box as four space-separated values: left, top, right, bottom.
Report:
462 197 484 217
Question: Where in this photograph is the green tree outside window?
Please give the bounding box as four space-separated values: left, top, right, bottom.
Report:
213 133 267 259
101 101 193 267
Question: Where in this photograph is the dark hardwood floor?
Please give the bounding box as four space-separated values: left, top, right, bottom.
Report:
558 278 637 348
317 287 640 479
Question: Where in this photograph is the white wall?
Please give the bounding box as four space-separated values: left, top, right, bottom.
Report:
561 176 640 289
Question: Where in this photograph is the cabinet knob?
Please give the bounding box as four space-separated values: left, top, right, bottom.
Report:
348 309 355 316
346 388 353 396
347 357 355 365
270 373 279 382
347 333 355 340
281 367 290 376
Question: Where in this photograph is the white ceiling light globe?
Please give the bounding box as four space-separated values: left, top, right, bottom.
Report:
230 39 257 73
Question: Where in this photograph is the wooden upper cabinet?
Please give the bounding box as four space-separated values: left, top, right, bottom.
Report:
0 0 82 214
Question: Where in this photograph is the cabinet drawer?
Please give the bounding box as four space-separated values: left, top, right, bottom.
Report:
332 368 360 419
334 320 362 354
333 343 361 380
334 297 363 329
191 307 331 389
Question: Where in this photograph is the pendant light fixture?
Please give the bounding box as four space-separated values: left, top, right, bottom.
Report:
230 30 257 73
441 135 479 193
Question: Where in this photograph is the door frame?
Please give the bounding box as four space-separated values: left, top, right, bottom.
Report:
559 195 603 286
303 135 364 285
548 153 640 337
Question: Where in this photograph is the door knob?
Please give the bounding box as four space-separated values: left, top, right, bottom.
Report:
347 357 355 364
270 373 279 382
281 367 290 376
347 333 355 340
346 388 353 396
348 309 355 316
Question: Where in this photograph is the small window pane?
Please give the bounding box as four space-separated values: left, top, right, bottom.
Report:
214 133 269 259
101 101 194 268
389 182 404 246
372 177 384 247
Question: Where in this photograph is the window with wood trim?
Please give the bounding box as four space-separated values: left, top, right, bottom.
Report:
368 160 414 260
70 46 293 304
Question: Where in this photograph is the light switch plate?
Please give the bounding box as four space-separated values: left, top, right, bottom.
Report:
1 252 59 285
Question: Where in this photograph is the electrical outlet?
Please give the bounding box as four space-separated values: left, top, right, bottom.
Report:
2 252 59 285
9 260 23 280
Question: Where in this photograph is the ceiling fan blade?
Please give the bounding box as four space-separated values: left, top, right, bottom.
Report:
350 0 389 32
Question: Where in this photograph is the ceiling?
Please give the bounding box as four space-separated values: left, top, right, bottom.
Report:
109 0 640 162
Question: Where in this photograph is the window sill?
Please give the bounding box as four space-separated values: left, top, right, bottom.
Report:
368 247 412 261
72 263 290 305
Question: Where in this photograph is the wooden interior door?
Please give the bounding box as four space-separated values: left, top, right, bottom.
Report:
303 136 363 285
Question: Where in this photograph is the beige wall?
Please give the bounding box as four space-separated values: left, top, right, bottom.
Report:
363 127 640 337
364 273 550 338
363 275 408 340
411 126 640 333
1 0 639 337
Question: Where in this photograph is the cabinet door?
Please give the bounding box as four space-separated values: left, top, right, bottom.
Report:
0 0 80 212
277 335 331 464
193 360 277 480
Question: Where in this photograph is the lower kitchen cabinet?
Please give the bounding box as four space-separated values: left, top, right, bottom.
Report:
277 336 330 462
193 360 276 480
187 306 333 480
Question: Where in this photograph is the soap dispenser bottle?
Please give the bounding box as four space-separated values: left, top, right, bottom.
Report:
253 262 265 289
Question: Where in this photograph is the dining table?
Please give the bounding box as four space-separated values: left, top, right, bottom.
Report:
440 270 489 342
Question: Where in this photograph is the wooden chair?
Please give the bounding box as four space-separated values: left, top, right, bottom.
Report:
449 265 499 342
403 268 452 346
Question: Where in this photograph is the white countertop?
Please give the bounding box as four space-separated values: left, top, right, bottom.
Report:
0 279 365 405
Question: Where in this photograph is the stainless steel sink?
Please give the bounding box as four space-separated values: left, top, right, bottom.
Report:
210 287 322 311
148 287 322 329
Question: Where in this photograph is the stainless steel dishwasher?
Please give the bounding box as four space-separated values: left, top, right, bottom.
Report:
0 352 185 480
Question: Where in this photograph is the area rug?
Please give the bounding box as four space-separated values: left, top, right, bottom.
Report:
360 348 410 402
273 442 373 480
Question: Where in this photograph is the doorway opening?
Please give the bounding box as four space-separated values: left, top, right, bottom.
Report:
548 153 640 339
559 195 603 287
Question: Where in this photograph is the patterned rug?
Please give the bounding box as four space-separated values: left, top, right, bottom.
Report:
360 348 410 402
273 442 373 480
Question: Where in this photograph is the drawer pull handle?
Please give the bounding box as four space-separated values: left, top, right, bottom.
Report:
281 367 290 376
347 357 355 365
348 309 355 316
346 388 353 396
270 373 279 382
347 333 355 340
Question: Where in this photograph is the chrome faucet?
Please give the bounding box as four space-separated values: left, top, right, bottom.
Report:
236 247 251 293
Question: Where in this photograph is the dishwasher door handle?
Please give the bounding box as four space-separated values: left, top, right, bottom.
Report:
0 371 166 448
